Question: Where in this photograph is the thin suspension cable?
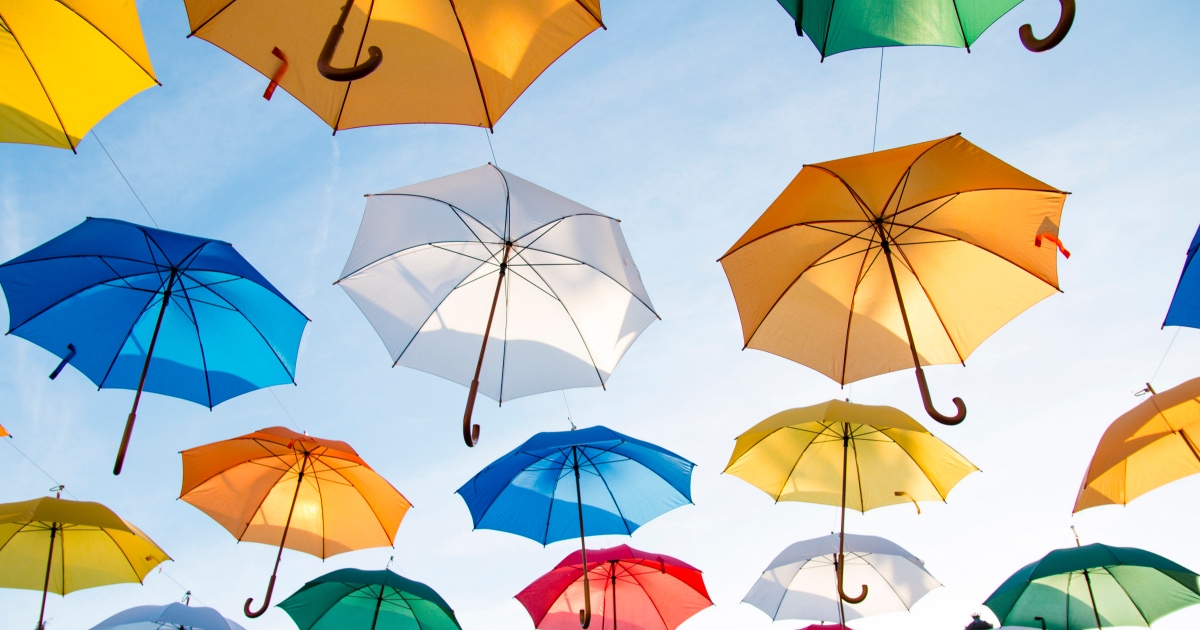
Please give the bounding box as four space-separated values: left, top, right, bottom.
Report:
484 128 499 167
156 568 208 608
267 386 303 433
1150 327 1182 386
562 391 576 429
871 48 884 152
91 131 159 228
3 439 76 499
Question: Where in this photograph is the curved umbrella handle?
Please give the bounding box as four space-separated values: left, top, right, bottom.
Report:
579 572 592 628
915 367 966 425
836 552 868 604
463 379 481 447
1019 0 1075 52
1035 617 1047 630
244 574 276 618
318 1 383 81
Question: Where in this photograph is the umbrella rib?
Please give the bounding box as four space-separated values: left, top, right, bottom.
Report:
446 0 495 130
0 9 76 149
719 219 876 262
579 448 635 535
499 245 513 402
390 263 498 366
100 526 150 584
3 258 174 333
886 193 959 242
51 0 159 82
629 563 679 629
839 235 883 385
572 0 604 27
518 261 608 388
188 0 238 36
771 423 838 500
325 456 399 547
877 136 959 219
889 241 968 364
890 220 1063 293
850 427 866 511
514 244 659 316
170 275 215 408
329 0 374 131
237 463 293 541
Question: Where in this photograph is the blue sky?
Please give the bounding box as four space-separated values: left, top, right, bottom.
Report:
3 1 1200 629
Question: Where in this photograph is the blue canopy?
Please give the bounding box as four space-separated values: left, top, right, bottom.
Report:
0 218 307 407
455 425 694 545
1165 225 1200 329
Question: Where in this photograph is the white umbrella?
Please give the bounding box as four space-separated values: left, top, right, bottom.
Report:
336 164 658 446
91 601 246 630
744 533 941 626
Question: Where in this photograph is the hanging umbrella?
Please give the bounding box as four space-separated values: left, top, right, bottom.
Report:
744 534 940 626
984 543 1200 630
1 0 158 150
181 0 603 131
0 424 8 438
1163 224 1200 329
719 134 1069 425
336 164 658 446
278 568 461 630
180 426 412 617
0 492 171 630
800 625 855 630
1074 377 1200 513
456 426 694 626
91 598 246 630
725 400 975 608
777 0 1074 55
516 544 712 630
0 218 309 475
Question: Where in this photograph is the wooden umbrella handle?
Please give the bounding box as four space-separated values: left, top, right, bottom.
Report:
1020 0 1075 52
318 1 383 81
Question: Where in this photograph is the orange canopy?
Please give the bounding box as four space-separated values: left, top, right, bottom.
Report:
180 426 411 558
720 135 1068 387
0 424 8 438
1075 378 1200 513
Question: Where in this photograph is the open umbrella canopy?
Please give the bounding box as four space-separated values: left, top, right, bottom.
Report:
90 601 246 630
1074 377 1200 512
744 534 940 624
1164 224 1200 329
279 568 461 630
0 0 158 150
182 0 603 131
984 543 1200 630
516 545 712 630
719 135 1068 425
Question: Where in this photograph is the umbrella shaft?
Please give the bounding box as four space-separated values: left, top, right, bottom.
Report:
115 270 176 475
575 449 593 628
39 523 57 630
371 584 385 630
1082 569 1103 629
879 239 923 369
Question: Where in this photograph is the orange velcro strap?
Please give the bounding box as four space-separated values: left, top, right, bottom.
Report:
264 47 289 101
1035 233 1071 258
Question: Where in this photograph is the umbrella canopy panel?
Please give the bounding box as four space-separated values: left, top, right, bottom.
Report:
985 543 1200 630
183 0 602 130
1164 224 1200 329
720 135 1067 387
279 568 461 630
456 426 693 544
725 400 977 511
338 164 657 403
744 533 940 623
90 601 247 630
0 496 170 595
0 0 158 149
180 426 411 558
1074 377 1200 512
0 218 307 408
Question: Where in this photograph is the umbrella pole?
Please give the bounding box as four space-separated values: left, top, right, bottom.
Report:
245 452 309 618
1081 569 1103 629
879 239 967 425
574 447 593 629
37 523 57 630
837 424 868 605
610 561 618 630
463 242 512 447
370 583 385 630
114 270 176 475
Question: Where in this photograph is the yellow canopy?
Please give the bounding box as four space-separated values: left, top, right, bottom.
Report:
0 0 158 150
725 400 978 511
1075 378 1200 513
720 135 1067 388
0 495 170 629
182 0 603 131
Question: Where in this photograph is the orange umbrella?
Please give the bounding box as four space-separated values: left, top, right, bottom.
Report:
180 426 411 618
0 424 8 438
1075 378 1200 513
719 135 1069 425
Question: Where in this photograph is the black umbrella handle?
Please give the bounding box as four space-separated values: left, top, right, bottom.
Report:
1020 0 1075 52
915 367 966 425
318 1 382 81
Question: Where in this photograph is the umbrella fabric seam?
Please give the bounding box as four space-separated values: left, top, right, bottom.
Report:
516 256 608 389
0 8 74 149
329 0 373 131
580 446 635 536
446 0 494 130
888 239 967 364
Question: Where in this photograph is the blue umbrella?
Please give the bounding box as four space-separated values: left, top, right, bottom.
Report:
0 218 307 474
1165 224 1200 329
455 425 694 626
91 600 246 629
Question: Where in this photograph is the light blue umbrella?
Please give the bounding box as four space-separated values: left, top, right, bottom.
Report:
91 601 246 630
0 218 308 474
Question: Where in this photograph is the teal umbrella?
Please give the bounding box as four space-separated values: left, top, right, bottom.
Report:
984 543 1200 630
278 569 460 630
776 0 1076 57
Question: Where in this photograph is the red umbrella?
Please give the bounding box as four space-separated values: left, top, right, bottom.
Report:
517 545 712 630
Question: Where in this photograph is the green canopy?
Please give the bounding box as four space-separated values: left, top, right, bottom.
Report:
984 543 1200 630
776 0 1023 58
278 569 461 630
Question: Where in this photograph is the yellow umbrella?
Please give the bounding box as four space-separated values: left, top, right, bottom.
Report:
719 135 1069 425
180 426 412 617
0 492 171 630
725 400 977 606
1074 378 1200 513
182 0 603 131
1 0 158 151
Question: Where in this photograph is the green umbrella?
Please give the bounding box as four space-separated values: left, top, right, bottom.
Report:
278 569 461 630
984 543 1200 630
776 0 1076 58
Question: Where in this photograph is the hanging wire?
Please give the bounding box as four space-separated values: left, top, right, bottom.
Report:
267 386 303 433
871 48 885 152
561 391 576 430
90 130 159 228
484 128 499 167
158 570 206 607
1148 327 1182 387
3 439 76 499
